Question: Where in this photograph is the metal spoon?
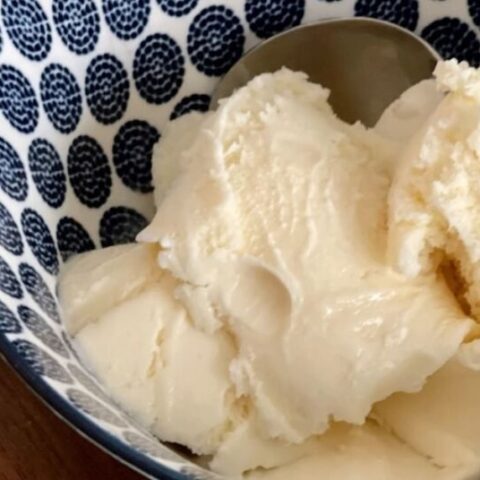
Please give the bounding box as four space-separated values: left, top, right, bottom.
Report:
212 17 440 126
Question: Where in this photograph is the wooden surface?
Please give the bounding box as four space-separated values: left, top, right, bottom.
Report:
0 357 145 480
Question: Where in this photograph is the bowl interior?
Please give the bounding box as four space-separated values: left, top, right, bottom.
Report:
0 1 479 479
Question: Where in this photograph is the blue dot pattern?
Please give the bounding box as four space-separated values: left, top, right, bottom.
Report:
63 332 81 362
13 339 73 383
157 0 198 17
68 136 112 208
86 54 130 125
113 120 160 193
0 138 28 202
133 34 185 105
67 388 127 427
354 0 419 31
40 64 82 134
68 363 112 404
422 17 480 67
124 431 181 460
0 300 21 334
52 0 100 55
100 206 148 247
469 0 480 29
19 262 60 324
245 0 305 39
18 305 69 358
0 202 23 256
28 139 66 209
0 66 39 134
56 217 95 261
187 6 245 76
170 93 210 120
0 258 23 299
1 0 52 61
21 209 59 275
103 0 151 40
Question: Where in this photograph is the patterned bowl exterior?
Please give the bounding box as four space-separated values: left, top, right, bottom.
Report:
0 1 479 479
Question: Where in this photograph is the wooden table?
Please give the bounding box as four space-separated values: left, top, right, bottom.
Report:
0 357 144 480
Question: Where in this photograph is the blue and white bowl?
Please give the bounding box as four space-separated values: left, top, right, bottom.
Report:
0 1 479 478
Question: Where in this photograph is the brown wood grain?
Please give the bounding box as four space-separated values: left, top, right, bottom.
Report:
0 357 145 480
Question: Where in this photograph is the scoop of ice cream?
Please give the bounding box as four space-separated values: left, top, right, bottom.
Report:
139 68 473 442
59 64 480 478
65 245 329 471
71 250 238 456
387 60 480 319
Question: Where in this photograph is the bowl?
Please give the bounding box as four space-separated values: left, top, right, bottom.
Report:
0 1 478 478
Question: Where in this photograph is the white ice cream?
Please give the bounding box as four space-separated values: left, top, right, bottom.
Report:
139 68 472 442
58 62 480 479
388 60 480 320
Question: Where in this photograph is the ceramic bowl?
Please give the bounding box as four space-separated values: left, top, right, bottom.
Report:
0 0 478 478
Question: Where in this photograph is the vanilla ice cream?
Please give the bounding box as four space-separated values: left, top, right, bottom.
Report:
138 68 472 442
58 63 480 479
388 60 480 320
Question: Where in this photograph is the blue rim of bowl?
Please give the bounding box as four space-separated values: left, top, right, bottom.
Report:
0 332 191 480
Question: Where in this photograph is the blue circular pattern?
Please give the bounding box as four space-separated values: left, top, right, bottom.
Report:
56 217 95 261
18 305 69 358
113 120 160 193
19 262 60 324
0 300 21 334
99 207 148 247
67 136 112 208
0 140 28 204
245 0 304 39
0 66 39 134
28 139 66 209
62 333 80 361
68 363 112 404
187 6 245 76
170 93 210 120
103 0 150 40
85 54 130 125
469 0 480 29
157 0 198 16
0 203 23 256
40 64 82 134
0 258 23 299
133 33 185 104
422 17 480 67
124 431 181 460
21 208 59 275
354 0 419 31
13 339 73 383
52 0 100 55
1 0 52 61
67 388 127 427
0 138 28 201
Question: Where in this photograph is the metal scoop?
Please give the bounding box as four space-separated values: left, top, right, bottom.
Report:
212 17 440 126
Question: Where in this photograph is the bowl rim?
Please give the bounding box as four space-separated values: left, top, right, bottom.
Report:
0 332 192 480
